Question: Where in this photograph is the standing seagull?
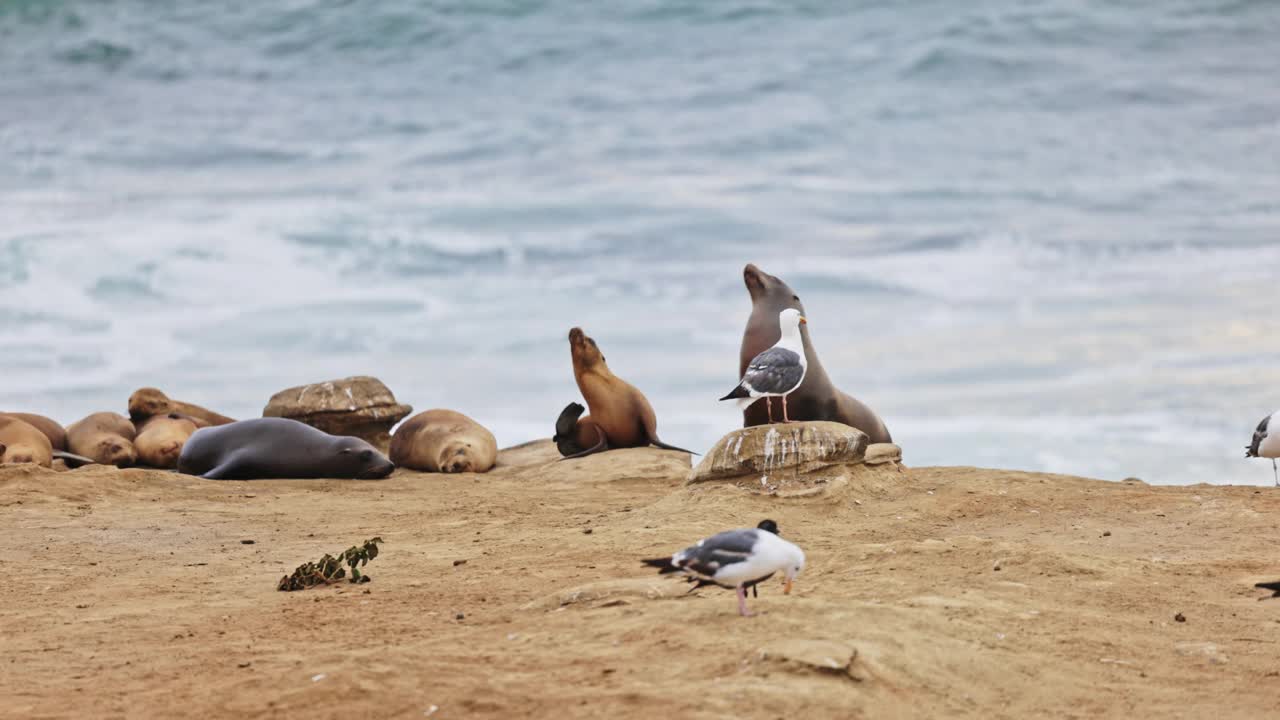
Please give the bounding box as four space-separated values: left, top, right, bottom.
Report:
1245 409 1280 486
720 308 808 423
642 519 805 617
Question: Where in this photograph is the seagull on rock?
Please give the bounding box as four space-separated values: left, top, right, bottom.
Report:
642 519 805 617
720 308 808 423
1245 409 1280 486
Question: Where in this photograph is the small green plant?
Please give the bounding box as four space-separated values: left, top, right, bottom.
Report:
277 537 384 591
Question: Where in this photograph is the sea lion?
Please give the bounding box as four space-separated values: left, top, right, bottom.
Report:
0 412 67 450
390 409 498 473
563 327 694 459
176 417 395 480
739 263 892 443
135 413 202 469
66 412 138 467
0 415 54 467
128 388 235 428
552 401 605 457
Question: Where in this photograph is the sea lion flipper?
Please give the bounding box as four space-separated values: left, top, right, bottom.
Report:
558 428 608 460
200 459 243 480
51 450 97 468
554 402 586 439
648 438 698 456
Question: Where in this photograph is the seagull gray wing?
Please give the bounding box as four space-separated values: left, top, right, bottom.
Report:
674 529 762 579
1249 414 1270 457
740 346 804 395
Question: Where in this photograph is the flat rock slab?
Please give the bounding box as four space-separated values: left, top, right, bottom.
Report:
262 376 411 454
688 422 869 484
758 639 858 674
521 578 688 611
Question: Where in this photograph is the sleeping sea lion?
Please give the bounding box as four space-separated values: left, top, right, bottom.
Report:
562 327 694 459
0 415 54 467
128 388 235 428
176 417 395 480
0 412 67 450
739 263 892 443
390 409 498 473
135 413 202 469
66 412 138 467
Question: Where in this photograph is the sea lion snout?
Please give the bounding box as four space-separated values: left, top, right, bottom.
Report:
743 263 769 297
440 445 474 473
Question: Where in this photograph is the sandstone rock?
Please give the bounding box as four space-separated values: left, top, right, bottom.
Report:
262 376 411 454
865 443 902 466
688 421 869 484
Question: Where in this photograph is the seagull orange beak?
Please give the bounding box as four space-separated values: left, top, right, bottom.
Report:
799 316 807 325
784 578 794 594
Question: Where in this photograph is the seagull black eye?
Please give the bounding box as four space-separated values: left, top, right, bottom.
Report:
792 295 799 301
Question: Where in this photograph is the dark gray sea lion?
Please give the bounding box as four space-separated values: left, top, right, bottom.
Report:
739 263 892 443
176 417 395 480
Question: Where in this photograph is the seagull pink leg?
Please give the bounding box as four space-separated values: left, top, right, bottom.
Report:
736 585 753 617
766 397 774 424
782 394 792 423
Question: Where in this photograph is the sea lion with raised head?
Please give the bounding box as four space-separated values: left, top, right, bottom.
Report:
128 387 235 428
66 412 138 467
0 415 54 467
390 409 498 473
0 412 67 451
135 413 202 469
177 417 395 480
739 263 892 443
562 327 694 459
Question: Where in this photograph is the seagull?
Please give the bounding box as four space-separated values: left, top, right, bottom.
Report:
642 519 805 617
1245 409 1280 486
719 308 808 423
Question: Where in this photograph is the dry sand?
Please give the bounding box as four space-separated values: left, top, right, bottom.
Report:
3 441 1279 719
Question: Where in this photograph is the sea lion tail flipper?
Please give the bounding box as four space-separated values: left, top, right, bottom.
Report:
649 437 699 456
1256 580 1280 597
51 451 97 468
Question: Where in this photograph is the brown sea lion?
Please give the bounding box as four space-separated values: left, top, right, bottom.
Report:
0 415 54 467
390 409 498 473
135 413 201 469
0 412 67 450
563 327 694 458
739 263 892 443
66 412 138 467
127 388 235 428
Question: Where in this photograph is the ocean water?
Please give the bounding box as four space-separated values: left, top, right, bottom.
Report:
3 0 1279 485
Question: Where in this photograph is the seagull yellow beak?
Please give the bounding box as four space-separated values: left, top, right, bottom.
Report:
799 316 807 325
784 578 794 594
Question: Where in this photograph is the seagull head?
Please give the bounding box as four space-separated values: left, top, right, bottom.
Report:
777 308 807 342
783 546 806 595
